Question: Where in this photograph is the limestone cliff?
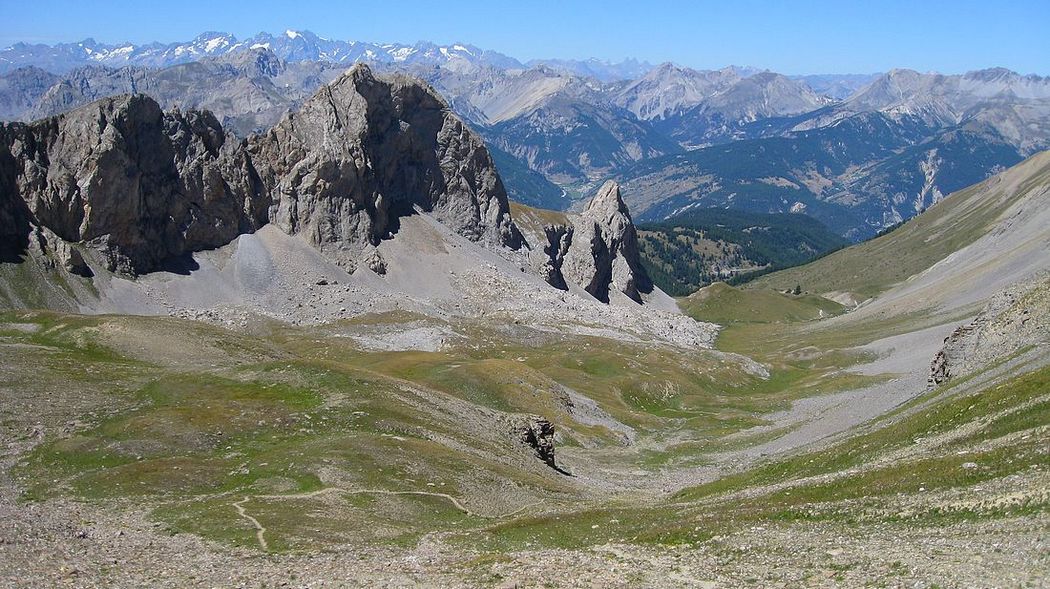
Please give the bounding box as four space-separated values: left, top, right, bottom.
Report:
0 95 265 273
248 65 520 267
0 64 520 274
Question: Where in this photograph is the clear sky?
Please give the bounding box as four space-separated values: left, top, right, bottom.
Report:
2 0 1047 75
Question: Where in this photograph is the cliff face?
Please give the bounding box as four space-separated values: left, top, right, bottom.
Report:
249 66 519 267
1 94 265 273
0 64 520 274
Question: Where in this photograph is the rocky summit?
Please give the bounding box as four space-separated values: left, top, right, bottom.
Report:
0 64 520 275
249 65 521 268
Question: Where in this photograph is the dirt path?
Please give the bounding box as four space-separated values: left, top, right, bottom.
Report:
232 497 269 551
231 487 541 551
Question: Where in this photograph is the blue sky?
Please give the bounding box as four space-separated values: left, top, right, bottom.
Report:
2 0 1047 75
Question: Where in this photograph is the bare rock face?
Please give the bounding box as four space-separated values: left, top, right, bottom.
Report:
559 181 653 302
518 417 558 471
365 249 387 275
0 64 520 274
537 224 572 290
928 274 1050 388
249 64 521 267
0 94 266 273
34 227 92 276
0 153 32 262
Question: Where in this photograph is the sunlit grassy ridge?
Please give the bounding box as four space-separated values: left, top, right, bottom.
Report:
680 282 844 325
748 151 1050 298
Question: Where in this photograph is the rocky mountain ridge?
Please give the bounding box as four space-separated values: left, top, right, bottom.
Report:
617 110 1026 237
4 49 347 137
0 37 872 192
0 29 652 82
791 67 1050 154
614 64 831 147
0 65 519 275
4 33 1048 240
0 30 522 75
1 94 266 274
0 65 684 342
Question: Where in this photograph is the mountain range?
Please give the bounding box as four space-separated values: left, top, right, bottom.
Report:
0 65 670 318
0 29 630 79
2 30 1048 240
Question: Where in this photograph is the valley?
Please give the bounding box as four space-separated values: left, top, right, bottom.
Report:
0 23 1047 589
637 208 847 295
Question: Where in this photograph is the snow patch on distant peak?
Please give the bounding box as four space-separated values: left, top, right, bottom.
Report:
285 30 300 39
251 43 270 50
390 47 417 61
107 45 135 59
204 37 229 52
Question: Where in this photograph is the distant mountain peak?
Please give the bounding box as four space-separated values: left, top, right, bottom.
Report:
964 67 1018 81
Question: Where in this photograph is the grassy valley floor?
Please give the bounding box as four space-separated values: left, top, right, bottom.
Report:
0 283 1046 587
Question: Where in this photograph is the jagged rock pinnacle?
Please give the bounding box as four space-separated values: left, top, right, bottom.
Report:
557 181 653 303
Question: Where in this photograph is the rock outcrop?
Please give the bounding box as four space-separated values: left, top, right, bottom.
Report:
518 417 558 471
536 224 572 290
554 181 653 303
249 65 520 267
928 274 1050 388
34 227 92 276
0 64 520 274
0 94 266 273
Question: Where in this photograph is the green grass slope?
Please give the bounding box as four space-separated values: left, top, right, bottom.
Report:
467 359 1050 553
748 150 1050 300
4 309 872 553
680 282 844 325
